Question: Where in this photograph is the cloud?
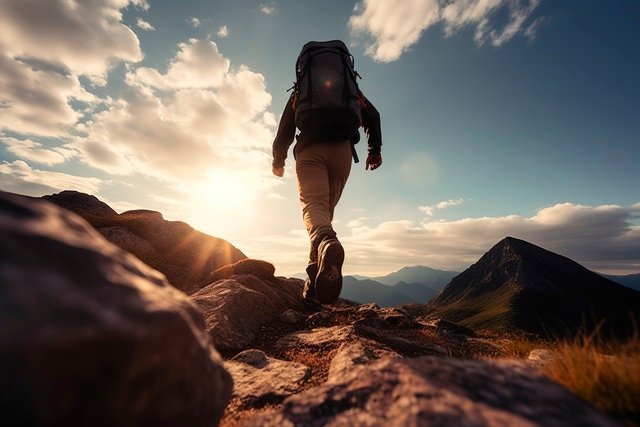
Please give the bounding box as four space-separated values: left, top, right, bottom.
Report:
0 160 103 195
0 0 146 84
1 137 75 165
419 198 465 216
189 17 201 27
137 18 155 31
74 38 276 194
217 25 229 38
349 0 542 62
260 3 276 15
342 203 640 274
127 39 230 89
0 53 98 137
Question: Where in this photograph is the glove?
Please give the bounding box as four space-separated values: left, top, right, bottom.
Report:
365 153 382 170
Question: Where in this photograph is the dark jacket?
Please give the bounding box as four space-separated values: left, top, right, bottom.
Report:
272 93 382 168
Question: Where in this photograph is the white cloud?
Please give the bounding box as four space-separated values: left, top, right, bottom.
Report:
74 38 276 196
419 198 465 216
0 0 145 84
340 203 640 274
137 18 155 31
1 137 75 165
260 3 276 15
0 160 103 195
349 0 440 62
217 25 229 38
350 0 542 62
189 17 202 27
127 39 230 89
0 53 98 137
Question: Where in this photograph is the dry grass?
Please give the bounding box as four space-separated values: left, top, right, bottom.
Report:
545 332 640 426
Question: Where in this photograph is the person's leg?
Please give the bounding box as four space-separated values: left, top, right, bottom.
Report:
315 140 352 303
296 140 352 304
296 144 331 304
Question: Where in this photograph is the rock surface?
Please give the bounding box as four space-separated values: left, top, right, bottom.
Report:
249 356 621 427
0 191 233 427
42 190 246 294
225 349 311 404
191 264 305 352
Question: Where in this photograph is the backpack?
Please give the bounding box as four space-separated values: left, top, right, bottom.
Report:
291 40 363 143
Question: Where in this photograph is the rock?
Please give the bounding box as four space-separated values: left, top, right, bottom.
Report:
528 349 555 361
279 309 306 324
0 191 233 427
209 258 276 283
191 273 305 351
248 356 621 427
354 324 448 356
225 350 311 404
276 326 354 350
421 318 476 337
528 349 557 368
327 339 399 383
42 191 246 295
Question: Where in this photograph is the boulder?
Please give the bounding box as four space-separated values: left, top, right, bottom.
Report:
191 269 305 351
225 350 311 404
42 191 246 294
248 356 621 427
0 191 232 427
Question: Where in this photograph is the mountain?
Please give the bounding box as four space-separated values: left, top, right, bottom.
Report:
429 236 640 338
40 190 246 294
370 265 459 288
392 281 440 303
351 265 460 303
603 273 640 291
341 276 418 307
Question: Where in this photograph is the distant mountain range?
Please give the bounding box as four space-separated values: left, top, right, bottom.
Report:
603 273 640 291
342 266 459 307
429 237 640 338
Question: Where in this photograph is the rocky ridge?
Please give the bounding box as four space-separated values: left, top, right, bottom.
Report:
1 191 627 426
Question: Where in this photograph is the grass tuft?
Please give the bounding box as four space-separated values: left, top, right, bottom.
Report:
545 331 640 426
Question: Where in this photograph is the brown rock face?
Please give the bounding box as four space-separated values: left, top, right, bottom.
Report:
191 261 305 352
0 191 233 427
249 356 621 427
42 190 246 294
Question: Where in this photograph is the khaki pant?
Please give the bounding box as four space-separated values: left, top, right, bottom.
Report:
296 140 352 263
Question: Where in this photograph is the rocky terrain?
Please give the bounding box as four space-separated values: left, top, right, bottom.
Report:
1 190 635 426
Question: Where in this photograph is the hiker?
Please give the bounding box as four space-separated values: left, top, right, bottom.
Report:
271 40 382 309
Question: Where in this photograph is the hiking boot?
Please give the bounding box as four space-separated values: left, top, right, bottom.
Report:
315 238 344 304
303 294 323 312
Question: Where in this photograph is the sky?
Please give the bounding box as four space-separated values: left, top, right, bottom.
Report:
1 0 639 276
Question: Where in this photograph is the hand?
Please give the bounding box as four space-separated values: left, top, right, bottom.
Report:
272 166 285 177
365 154 382 170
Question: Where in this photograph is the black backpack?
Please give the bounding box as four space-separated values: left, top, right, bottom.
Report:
291 40 363 143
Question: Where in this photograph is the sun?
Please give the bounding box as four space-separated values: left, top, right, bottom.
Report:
199 170 255 209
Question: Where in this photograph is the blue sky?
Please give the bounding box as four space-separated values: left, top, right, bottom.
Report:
1 0 639 276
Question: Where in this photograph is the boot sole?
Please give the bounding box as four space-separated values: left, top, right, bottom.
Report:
316 240 344 304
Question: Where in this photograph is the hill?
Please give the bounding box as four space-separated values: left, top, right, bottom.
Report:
603 273 640 291
429 236 640 337
370 265 459 289
341 276 418 307
41 190 246 294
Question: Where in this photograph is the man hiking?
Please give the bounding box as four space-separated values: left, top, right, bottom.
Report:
271 40 382 309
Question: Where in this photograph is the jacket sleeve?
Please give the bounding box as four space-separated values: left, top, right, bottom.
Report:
272 94 296 168
361 94 382 156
